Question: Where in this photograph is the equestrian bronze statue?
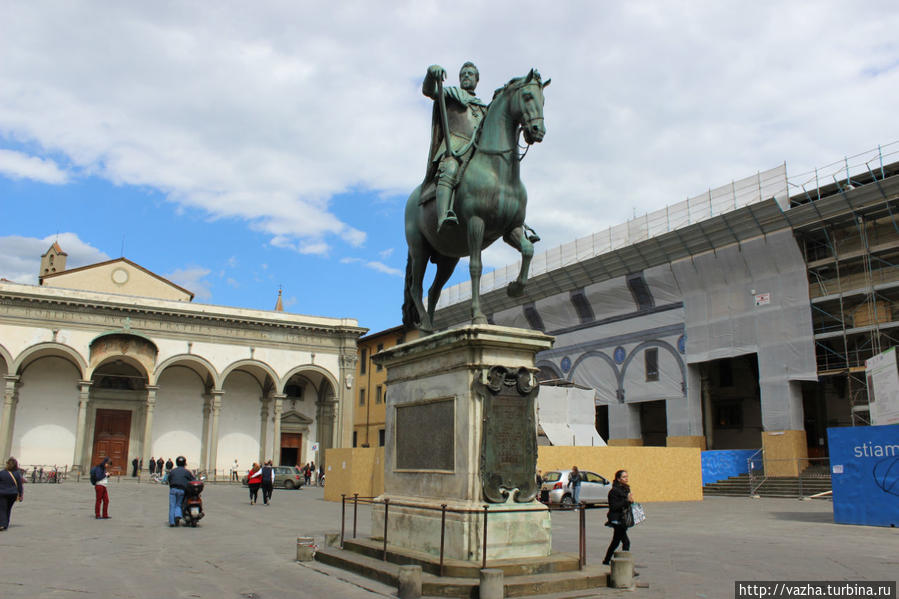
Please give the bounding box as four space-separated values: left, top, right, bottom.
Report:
403 64 550 333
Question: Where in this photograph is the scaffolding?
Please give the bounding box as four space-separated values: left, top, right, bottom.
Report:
789 142 899 425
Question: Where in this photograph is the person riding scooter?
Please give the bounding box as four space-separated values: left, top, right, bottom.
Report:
167 456 198 527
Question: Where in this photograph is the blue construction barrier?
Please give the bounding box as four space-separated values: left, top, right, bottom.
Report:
700 449 758 485
828 424 899 527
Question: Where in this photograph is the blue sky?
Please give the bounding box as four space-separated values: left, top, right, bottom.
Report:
2 2 899 333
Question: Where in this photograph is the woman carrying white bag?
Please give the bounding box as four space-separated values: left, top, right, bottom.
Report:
603 469 643 566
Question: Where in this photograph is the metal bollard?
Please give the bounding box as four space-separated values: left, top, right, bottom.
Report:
397 565 422 599
609 550 634 589
479 568 504 599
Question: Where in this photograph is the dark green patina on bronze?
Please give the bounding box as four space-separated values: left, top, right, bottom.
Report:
402 64 551 334
479 366 539 503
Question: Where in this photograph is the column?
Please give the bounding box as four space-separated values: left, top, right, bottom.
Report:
199 394 212 471
259 396 271 463
271 394 284 466
606 401 642 446
141 385 159 474
666 364 705 448
0 375 20 459
207 390 224 478
337 351 356 448
316 394 337 468
72 380 92 473
701 369 714 450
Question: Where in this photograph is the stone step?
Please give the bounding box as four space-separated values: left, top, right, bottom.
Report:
315 544 609 598
340 538 582 578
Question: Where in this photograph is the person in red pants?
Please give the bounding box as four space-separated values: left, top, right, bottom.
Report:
90 457 111 519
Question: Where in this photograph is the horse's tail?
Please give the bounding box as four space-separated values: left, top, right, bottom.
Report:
401 251 418 329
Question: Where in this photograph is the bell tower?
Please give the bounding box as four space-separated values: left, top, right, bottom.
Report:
39 242 67 283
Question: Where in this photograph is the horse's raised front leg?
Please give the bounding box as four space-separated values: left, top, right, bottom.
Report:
427 255 460 327
467 215 488 325
503 225 534 298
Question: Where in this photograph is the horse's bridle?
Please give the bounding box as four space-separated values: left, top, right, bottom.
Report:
475 81 543 162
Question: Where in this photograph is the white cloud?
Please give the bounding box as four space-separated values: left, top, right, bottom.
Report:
0 149 68 184
365 261 402 277
0 233 108 284
0 2 897 259
165 266 212 301
379 248 394 260
340 256 402 276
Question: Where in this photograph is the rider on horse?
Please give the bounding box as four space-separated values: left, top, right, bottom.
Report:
422 62 486 233
422 63 541 242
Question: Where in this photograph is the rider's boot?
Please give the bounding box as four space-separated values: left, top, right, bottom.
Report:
436 182 458 233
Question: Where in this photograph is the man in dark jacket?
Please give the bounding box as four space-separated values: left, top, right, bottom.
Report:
156 457 164 476
167 456 196 527
260 460 274 505
131 457 139 477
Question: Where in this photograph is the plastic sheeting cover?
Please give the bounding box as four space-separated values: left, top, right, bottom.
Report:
537 386 606 446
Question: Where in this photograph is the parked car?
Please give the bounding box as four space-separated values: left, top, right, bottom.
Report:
539 469 611 507
241 466 305 489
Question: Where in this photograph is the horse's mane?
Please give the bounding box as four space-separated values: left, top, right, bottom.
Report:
492 70 542 101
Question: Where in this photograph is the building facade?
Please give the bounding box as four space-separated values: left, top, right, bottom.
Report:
0 248 365 476
351 325 418 448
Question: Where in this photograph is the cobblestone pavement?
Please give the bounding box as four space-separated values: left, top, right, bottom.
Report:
1 480 896 599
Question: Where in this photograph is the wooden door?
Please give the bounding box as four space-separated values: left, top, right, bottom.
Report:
281 433 301 466
91 409 132 475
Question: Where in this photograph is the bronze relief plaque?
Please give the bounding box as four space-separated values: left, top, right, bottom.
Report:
395 398 454 471
479 366 539 503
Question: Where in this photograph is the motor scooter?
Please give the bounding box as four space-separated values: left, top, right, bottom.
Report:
180 480 205 527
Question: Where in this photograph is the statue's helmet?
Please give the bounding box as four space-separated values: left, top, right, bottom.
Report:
460 61 480 83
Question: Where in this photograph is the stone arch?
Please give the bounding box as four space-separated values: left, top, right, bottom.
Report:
620 339 686 395
155 354 217 389
0 341 13 377
279 363 339 396
535 360 563 382
14 342 87 378
220 359 279 393
88 333 158 383
567 350 623 402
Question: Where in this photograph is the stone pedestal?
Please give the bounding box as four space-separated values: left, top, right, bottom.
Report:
371 325 554 562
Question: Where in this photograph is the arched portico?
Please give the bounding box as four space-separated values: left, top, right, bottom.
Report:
280 365 339 468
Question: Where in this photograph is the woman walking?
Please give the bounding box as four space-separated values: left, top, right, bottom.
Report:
247 462 262 505
602 469 634 565
1 457 25 531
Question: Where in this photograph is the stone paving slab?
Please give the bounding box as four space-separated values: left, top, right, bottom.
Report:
1 481 896 599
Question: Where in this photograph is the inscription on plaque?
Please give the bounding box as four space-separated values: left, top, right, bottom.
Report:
395 399 454 471
480 366 539 503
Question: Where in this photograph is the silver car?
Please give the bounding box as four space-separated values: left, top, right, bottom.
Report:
538 470 611 507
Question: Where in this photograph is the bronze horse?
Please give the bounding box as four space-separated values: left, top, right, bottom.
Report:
402 69 549 333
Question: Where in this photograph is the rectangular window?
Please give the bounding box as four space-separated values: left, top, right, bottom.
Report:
376 385 383 404
360 348 367 374
645 348 659 382
378 429 386 447
359 389 365 406
718 360 733 387
396 334 406 345
352 431 357 447
376 344 384 371
715 402 743 428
